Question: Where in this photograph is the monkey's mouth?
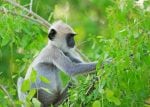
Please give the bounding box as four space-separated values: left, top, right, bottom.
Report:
68 44 75 48
67 42 75 48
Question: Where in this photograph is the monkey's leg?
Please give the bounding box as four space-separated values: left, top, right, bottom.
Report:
53 81 73 106
17 77 26 107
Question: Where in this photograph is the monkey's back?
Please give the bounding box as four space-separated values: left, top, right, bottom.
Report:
25 45 63 105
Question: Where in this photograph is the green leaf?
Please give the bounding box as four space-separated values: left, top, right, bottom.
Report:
40 76 50 84
105 89 121 105
21 79 30 92
30 70 37 82
111 96 121 106
32 98 41 107
105 89 114 97
41 87 51 94
26 89 36 101
92 100 101 107
1 35 10 47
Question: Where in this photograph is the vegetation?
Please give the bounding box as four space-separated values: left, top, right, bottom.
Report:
0 0 149 107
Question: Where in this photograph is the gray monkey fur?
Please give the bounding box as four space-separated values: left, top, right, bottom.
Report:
17 21 97 107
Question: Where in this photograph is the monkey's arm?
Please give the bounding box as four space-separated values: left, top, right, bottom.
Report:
52 48 97 76
70 50 84 63
64 53 82 63
68 56 82 63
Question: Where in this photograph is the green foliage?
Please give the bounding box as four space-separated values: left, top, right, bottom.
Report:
30 70 37 82
21 79 31 92
32 98 41 107
0 0 149 107
40 76 50 84
26 89 36 101
105 89 121 105
67 0 150 107
92 100 101 107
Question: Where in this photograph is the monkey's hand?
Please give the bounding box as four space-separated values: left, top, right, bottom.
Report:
104 57 113 64
100 57 113 69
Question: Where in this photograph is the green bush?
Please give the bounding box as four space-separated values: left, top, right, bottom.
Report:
0 0 149 107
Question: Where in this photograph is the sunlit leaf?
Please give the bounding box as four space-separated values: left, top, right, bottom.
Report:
30 70 37 82
105 89 114 97
41 87 52 94
111 96 121 105
92 100 101 107
40 76 50 84
32 98 41 107
26 89 36 101
21 79 30 92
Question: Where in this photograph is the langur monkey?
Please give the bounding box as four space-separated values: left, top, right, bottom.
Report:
17 20 98 107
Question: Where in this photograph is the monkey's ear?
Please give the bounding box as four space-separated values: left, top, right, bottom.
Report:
48 29 56 40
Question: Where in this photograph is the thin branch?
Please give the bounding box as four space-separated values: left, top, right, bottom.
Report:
2 0 90 61
0 84 15 107
4 0 51 28
29 0 33 12
1 0 90 61
0 7 49 29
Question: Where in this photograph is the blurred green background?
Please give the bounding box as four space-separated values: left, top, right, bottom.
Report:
0 0 150 107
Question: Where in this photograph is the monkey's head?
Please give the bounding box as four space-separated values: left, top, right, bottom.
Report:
48 21 76 52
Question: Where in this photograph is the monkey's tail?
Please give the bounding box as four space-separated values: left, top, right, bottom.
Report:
24 64 33 80
17 77 26 107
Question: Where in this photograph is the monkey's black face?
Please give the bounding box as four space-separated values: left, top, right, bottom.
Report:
66 33 76 48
